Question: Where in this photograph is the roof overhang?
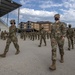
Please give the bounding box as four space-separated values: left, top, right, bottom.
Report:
0 0 22 17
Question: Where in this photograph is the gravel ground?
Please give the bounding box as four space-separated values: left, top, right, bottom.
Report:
0 36 75 75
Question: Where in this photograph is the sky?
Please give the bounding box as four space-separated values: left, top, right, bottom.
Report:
1 0 75 27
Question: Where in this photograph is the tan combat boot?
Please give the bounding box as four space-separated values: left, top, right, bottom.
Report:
0 51 7 58
60 55 64 63
15 50 20 55
49 60 56 70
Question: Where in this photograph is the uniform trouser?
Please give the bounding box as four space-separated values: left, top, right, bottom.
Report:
39 37 46 46
51 37 65 61
38 35 40 40
20 33 23 39
24 35 26 40
32 35 34 41
47 34 49 39
4 36 7 40
35 35 37 40
4 36 19 52
68 37 74 49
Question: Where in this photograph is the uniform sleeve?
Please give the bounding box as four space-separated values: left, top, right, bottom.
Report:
50 23 54 38
72 29 74 37
61 22 67 37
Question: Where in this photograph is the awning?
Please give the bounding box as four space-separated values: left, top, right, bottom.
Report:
0 0 22 17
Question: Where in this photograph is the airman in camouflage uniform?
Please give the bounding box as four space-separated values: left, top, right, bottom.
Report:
66 24 74 50
38 26 46 47
49 31 51 39
23 31 26 40
74 29 75 44
34 32 37 40
1 31 4 39
37 32 40 40
49 14 67 70
31 31 35 41
0 20 20 57
47 32 49 39
3 30 8 40
20 31 24 39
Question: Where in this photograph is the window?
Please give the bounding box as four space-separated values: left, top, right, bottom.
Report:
27 25 31 29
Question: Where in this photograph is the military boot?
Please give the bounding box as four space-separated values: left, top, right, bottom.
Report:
68 48 70 51
49 60 56 70
60 55 64 63
0 51 7 57
38 45 41 47
15 50 20 55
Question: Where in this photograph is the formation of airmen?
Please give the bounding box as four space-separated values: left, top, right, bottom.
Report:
0 14 75 71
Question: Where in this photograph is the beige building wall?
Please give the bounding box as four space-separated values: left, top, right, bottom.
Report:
34 23 39 30
20 21 52 32
24 23 27 29
0 20 9 32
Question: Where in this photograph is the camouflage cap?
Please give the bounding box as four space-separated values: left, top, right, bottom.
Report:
54 14 60 18
10 20 15 24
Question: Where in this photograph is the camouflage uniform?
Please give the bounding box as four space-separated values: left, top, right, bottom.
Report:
0 20 20 57
34 32 37 40
38 27 46 47
23 31 26 40
49 14 67 70
3 30 7 40
37 32 40 40
1 31 4 39
20 31 24 39
47 32 49 39
74 29 75 44
66 25 74 50
49 31 51 39
31 31 35 41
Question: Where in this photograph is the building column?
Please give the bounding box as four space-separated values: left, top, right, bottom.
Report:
18 7 20 26
7 14 9 26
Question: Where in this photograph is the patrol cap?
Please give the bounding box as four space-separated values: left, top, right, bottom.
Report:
10 20 16 24
54 14 60 18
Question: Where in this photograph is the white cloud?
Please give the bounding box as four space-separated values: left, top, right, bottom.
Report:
20 0 36 5
61 9 75 19
20 0 29 5
60 8 75 27
20 8 57 17
39 1 63 9
19 8 58 22
62 0 75 9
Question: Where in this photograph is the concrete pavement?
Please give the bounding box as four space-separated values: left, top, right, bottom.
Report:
0 37 75 75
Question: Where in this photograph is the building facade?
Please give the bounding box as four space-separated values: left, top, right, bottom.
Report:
18 21 52 32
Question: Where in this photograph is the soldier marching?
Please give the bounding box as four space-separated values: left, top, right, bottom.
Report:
0 20 20 57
